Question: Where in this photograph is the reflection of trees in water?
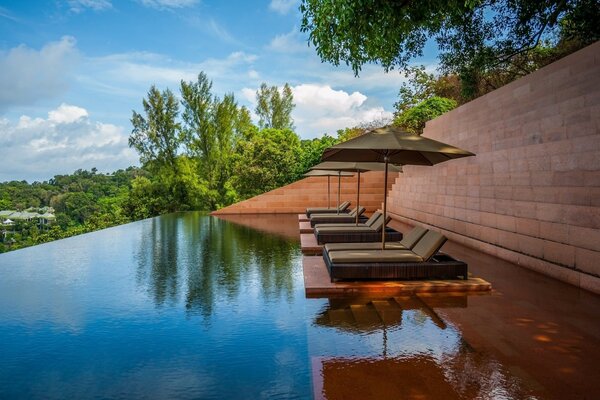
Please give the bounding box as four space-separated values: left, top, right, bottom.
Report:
135 212 298 319
136 214 181 307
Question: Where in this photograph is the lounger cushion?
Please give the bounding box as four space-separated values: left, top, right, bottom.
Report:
306 201 350 214
363 212 381 226
328 250 423 263
316 223 369 228
400 226 428 249
325 242 408 252
316 226 374 232
411 231 447 261
310 206 365 219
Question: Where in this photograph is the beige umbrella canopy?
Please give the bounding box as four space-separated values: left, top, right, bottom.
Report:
304 169 354 210
322 126 475 248
310 161 402 225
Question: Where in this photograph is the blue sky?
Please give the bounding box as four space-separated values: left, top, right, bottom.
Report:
0 0 437 182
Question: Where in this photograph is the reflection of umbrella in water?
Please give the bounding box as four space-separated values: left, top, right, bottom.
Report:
314 295 468 358
322 126 475 248
310 161 402 225
315 298 404 358
304 169 354 212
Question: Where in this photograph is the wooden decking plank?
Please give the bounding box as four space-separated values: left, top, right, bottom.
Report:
298 213 309 222
299 221 313 233
302 256 492 298
301 234 323 255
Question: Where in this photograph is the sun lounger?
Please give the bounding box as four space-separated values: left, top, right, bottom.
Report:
314 212 381 229
324 225 428 252
314 215 402 244
323 230 468 281
306 201 350 217
309 206 367 226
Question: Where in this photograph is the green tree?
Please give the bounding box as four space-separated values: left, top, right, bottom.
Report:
255 83 295 130
394 97 457 134
297 134 338 178
130 86 189 211
232 128 301 198
180 72 248 209
301 0 599 97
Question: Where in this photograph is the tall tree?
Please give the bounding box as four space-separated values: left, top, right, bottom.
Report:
301 0 599 97
232 128 301 199
130 86 181 171
130 86 188 210
255 83 295 130
180 72 248 209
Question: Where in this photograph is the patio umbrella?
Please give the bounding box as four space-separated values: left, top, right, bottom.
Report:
304 169 354 210
322 126 475 248
310 161 402 225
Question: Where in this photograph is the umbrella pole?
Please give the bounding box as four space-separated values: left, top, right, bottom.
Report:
327 176 331 208
356 170 361 226
382 157 389 250
337 171 341 215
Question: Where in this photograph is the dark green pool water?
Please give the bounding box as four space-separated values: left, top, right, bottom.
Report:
0 213 598 399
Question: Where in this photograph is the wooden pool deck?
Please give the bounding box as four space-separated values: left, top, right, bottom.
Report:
302 256 492 297
298 214 492 296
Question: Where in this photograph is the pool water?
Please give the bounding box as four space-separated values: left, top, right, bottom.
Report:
0 213 598 399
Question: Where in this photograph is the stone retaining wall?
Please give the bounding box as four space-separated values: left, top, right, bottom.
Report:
387 42 600 294
212 171 394 214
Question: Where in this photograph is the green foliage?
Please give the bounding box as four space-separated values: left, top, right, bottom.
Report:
0 168 142 253
297 134 338 178
232 128 301 198
394 97 457 134
130 86 181 169
255 83 295 130
335 127 363 143
301 0 599 99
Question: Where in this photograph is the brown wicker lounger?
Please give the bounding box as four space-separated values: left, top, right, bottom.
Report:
314 215 402 244
309 206 367 227
323 231 468 281
306 201 350 217
314 212 381 229
324 225 428 252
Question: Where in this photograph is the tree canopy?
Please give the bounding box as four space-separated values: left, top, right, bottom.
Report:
301 0 599 97
255 83 295 130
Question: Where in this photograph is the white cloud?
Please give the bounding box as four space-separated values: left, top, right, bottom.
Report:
140 0 198 9
269 0 297 15
86 50 258 92
241 83 392 139
267 29 309 54
0 6 19 21
68 0 112 13
48 103 88 123
0 36 79 113
293 84 367 113
0 104 137 182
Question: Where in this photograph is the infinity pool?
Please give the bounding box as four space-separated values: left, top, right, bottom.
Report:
0 213 598 399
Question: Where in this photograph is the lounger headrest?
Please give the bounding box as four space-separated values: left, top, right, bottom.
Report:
365 212 381 226
370 215 391 232
348 207 358 216
400 226 428 249
411 231 447 261
339 201 351 211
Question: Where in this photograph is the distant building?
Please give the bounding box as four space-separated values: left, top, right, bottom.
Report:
0 209 56 226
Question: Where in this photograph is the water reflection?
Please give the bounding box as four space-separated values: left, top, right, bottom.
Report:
135 213 300 319
310 294 542 399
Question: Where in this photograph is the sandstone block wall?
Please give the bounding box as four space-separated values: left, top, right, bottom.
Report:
388 42 600 293
212 171 394 214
